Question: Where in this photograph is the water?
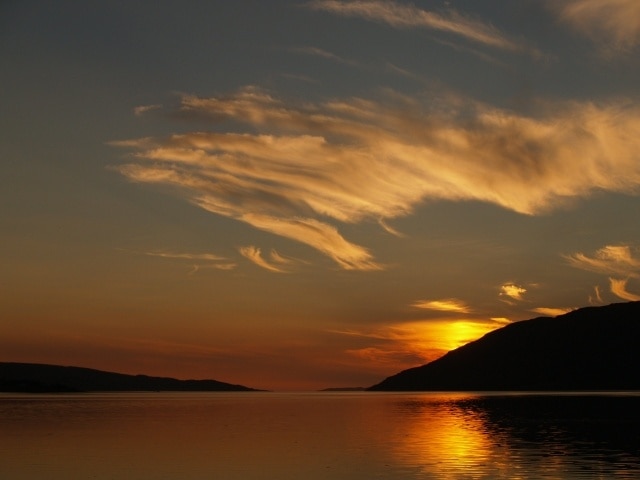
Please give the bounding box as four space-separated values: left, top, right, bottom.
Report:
1 392 639 479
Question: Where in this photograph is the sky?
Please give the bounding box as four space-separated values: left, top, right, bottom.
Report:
2 0 640 391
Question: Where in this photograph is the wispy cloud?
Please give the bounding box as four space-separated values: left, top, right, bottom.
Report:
551 0 640 52
412 298 471 313
144 250 236 271
145 251 227 262
290 46 360 66
307 0 537 55
431 37 506 66
589 285 604 305
269 249 301 266
134 104 161 116
609 277 640 301
500 283 527 301
566 245 640 278
239 214 381 270
531 306 574 316
114 88 640 269
378 218 404 237
490 317 512 325
567 245 640 302
239 246 290 273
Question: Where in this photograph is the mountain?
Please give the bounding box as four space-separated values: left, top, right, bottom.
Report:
369 301 640 391
0 363 261 392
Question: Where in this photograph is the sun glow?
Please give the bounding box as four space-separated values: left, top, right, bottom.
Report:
411 320 497 354
341 318 504 372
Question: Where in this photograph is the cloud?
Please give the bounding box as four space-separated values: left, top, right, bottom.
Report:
609 277 640 301
307 0 535 55
551 0 640 52
566 245 640 278
589 285 604 305
378 218 404 238
239 214 381 270
490 317 512 325
239 246 289 273
412 298 471 313
145 251 227 262
568 246 640 302
290 46 359 66
531 307 574 316
431 37 506 67
143 250 236 271
114 88 640 269
269 249 301 266
134 104 162 116
500 283 527 301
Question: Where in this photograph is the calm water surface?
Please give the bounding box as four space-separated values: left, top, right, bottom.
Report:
1 391 639 479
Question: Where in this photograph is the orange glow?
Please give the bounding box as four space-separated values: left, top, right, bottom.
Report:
439 320 491 352
389 394 501 478
342 318 504 379
407 319 500 356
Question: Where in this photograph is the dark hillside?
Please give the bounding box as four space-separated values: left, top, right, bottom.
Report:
370 302 640 391
0 363 260 392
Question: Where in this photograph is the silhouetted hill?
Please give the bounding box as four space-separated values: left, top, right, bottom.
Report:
369 302 640 391
0 363 261 392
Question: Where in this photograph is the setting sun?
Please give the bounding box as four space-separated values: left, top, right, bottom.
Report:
408 319 502 359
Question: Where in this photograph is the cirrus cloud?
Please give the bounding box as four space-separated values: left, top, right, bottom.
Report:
143 250 236 272
551 0 640 52
566 245 640 278
609 277 640 301
566 244 640 302
412 298 471 313
239 246 289 273
113 87 640 270
531 307 574 317
307 0 536 55
238 246 306 273
290 46 360 67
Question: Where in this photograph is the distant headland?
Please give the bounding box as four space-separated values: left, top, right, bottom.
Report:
0 363 261 393
369 301 640 391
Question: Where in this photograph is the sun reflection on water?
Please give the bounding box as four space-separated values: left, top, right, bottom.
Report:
385 393 640 479
388 394 510 478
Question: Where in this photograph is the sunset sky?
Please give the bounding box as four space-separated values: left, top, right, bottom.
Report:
2 0 640 390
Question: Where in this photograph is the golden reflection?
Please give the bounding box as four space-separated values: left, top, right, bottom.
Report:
388 395 510 479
